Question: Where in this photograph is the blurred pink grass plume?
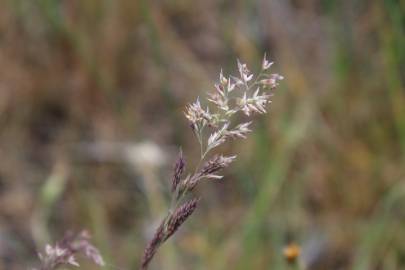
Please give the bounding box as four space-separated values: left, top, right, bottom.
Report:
34 230 104 270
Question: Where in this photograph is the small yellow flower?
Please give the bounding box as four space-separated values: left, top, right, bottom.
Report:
283 243 301 264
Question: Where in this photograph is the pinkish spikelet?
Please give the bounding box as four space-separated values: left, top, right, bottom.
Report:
141 223 165 270
165 198 199 239
171 150 185 192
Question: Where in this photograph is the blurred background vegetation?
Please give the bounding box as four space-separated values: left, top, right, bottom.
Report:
0 0 404 269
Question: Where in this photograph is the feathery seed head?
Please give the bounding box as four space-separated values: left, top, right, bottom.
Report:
142 54 282 270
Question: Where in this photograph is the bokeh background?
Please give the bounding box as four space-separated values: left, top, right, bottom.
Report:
0 0 404 269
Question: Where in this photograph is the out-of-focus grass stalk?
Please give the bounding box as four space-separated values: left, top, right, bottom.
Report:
352 182 405 270
31 161 68 247
379 1 405 156
85 190 112 269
